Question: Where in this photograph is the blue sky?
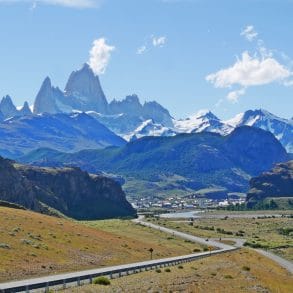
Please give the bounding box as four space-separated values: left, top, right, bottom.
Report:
0 0 292 119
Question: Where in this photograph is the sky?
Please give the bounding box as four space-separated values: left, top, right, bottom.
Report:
0 0 292 120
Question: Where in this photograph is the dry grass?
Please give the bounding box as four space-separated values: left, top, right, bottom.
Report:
0 207 202 282
61 249 293 293
150 215 293 261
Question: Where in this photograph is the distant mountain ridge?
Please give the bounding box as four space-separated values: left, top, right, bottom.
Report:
0 112 125 158
0 64 292 153
20 126 289 193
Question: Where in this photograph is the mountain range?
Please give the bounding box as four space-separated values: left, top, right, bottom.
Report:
0 63 292 155
0 112 125 158
20 126 288 194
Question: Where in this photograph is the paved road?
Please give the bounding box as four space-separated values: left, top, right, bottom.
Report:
0 241 236 292
1 217 290 292
135 217 293 274
255 249 293 274
0 217 237 292
133 216 234 251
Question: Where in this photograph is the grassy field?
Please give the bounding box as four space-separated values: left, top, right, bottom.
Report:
0 207 202 282
148 212 293 261
62 249 293 293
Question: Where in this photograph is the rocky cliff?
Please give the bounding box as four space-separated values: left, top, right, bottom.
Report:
247 160 293 206
0 157 136 220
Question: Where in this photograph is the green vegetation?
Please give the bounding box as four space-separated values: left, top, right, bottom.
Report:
93 276 111 285
149 212 293 261
22 127 287 195
242 266 250 271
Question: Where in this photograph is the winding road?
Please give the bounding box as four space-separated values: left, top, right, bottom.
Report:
0 216 291 292
133 216 233 250
134 216 293 274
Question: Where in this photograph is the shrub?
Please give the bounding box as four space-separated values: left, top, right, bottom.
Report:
165 268 171 272
178 265 183 269
155 269 162 273
224 275 233 279
193 248 201 252
243 241 267 249
0 243 11 249
93 276 111 286
242 266 250 271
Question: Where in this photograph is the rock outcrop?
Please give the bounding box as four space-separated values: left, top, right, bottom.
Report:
0 157 136 220
246 160 293 206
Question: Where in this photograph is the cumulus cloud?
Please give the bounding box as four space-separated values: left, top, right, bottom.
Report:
88 38 115 75
206 51 291 88
241 25 258 42
0 0 99 8
152 36 167 47
206 50 292 102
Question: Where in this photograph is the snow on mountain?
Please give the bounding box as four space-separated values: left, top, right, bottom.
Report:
1 62 291 154
225 109 293 153
173 109 233 135
124 119 176 141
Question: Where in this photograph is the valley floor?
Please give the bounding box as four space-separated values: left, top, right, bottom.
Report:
0 207 202 282
61 249 293 293
149 210 293 261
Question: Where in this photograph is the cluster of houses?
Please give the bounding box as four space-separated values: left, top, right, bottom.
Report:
131 194 246 211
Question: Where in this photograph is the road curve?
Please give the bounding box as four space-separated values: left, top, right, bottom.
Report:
135 217 293 274
0 217 237 292
133 216 234 251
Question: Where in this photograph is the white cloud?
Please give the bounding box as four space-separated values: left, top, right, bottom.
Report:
136 35 167 55
207 25 293 102
241 25 258 42
206 51 291 89
88 38 115 75
136 45 147 55
226 88 246 103
0 0 99 8
152 36 167 47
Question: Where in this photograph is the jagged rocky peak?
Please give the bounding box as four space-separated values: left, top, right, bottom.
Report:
109 94 143 116
19 101 32 116
195 109 220 120
0 95 18 118
142 100 173 127
33 77 62 114
64 63 108 113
